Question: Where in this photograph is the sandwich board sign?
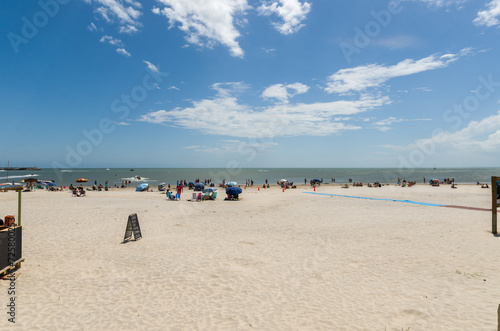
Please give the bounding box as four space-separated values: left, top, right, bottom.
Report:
124 213 142 241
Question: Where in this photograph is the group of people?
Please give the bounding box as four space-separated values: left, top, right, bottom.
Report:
71 186 86 197
91 184 107 191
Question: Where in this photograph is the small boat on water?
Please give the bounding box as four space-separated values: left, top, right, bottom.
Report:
135 175 142 180
106 168 110 171
130 169 134 171
76 178 88 183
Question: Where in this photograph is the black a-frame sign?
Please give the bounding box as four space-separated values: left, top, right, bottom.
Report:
124 213 142 241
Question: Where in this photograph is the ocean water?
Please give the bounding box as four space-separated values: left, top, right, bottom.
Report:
0 167 499 187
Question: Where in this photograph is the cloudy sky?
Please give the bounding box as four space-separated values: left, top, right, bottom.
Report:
2 0 500 168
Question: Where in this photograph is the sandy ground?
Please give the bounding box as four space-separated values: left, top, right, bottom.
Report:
0 183 498 330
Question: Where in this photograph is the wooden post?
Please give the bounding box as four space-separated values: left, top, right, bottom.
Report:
493 176 498 235
17 189 22 226
497 304 500 331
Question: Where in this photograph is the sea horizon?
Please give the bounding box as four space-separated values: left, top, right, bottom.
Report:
2 167 499 187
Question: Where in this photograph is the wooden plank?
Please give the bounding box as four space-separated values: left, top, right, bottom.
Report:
1 272 20 280
0 258 25 276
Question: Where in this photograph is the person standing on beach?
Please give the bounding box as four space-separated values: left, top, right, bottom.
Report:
177 184 182 198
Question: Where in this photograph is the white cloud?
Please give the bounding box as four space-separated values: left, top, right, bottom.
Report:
185 140 278 155
137 83 390 138
262 82 309 103
385 111 500 153
153 0 250 57
100 35 124 46
258 0 311 35
168 86 180 90
116 121 131 126
261 47 276 53
404 0 467 7
116 48 131 57
415 87 433 92
474 0 500 27
372 35 421 50
374 117 406 130
325 49 472 94
143 60 159 73
119 25 139 34
86 0 142 33
372 117 431 131
88 22 98 31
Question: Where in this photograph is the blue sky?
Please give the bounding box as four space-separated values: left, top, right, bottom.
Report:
2 0 500 168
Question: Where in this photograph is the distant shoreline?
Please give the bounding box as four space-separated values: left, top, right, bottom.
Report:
0 167 40 171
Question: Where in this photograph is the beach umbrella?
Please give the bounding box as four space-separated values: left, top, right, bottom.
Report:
38 181 56 186
136 183 149 192
22 178 38 183
279 179 288 183
202 187 217 193
188 182 195 186
312 179 321 183
227 181 237 187
194 183 205 191
226 187 242 195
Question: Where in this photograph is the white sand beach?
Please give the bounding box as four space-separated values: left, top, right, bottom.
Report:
0 184 498 330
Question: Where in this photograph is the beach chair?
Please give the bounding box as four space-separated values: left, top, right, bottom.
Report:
204 192 217 200
72 190 79 197
167 191 177 200
80 190 86 197
196 193 202 201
